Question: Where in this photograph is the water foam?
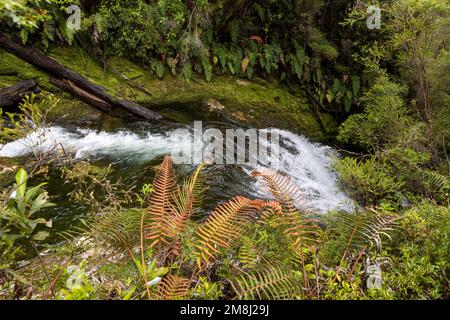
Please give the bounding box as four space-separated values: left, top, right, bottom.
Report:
0 126 352 212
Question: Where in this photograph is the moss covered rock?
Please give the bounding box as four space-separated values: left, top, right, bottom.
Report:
0 46 337 141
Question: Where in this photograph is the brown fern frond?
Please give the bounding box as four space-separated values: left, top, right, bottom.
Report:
157 275 191 300
194 196 266 268
145 156 178 248
252 170 320 247
185 162 207 209
252 170 320 291
252 170 307 212
169 163 206 256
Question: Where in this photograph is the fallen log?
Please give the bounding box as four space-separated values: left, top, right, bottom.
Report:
0 79 41 108
0 34 164 121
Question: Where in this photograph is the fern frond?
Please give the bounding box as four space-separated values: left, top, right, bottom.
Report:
157 275 191 300
194 196 266 268
231 263 302 300
252 170 307 211
185 162 207 209
62 209 141 254
252 170 320 248
145 156 178 248
359 209 397 250
334 209 398 252
170 163 206 256
237 236 260 269
422 170 449 201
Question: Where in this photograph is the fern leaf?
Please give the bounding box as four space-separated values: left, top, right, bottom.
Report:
157 275 191 300
334 210 398 253
145 156 178 248
237 236 260 268
423 170 450 200
231 263 302 300
169 163 206 256
252 170 320 248
194 196 266 268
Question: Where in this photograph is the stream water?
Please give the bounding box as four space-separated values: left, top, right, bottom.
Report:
0 119 352 236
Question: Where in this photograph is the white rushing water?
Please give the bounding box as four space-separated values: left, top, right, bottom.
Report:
0 126 352 213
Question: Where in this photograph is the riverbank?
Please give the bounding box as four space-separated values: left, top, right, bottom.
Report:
0 45 337 141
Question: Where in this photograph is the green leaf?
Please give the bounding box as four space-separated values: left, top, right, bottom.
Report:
326 90 334 103
156 62 164 79
351 76 361 97
29 193 55 216
32 231 50 241
247 64 254 79
27 218 47 231
183 63 192 81
344 96 352 113
24 183 47 203
15 168 28 199
19 29 28 44
228 62 235 75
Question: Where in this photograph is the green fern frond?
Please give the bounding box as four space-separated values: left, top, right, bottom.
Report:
169 163 206 256
231 263 302 300
334 209 398 252
237 236 260 269
422 170 449 201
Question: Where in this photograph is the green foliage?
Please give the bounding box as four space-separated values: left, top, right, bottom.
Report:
1 168 55 242
338 76 410 151
190 276 223 300
0 93 55 144
231 262 303 300
421 170 449 203
381 202 450 299
0 0 81 47
56 260 95 300
334 157 404 207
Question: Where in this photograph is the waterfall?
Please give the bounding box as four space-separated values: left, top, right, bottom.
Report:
0 125 352 213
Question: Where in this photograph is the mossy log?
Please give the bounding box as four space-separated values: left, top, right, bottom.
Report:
0 79 41 108
0 34 164 121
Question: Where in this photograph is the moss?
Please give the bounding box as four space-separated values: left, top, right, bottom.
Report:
0 47 103 125
1 45 337 140
0 50 53 91
45 94 103 125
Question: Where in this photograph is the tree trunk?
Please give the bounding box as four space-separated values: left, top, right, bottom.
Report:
0 80 41 108
0 34 164 122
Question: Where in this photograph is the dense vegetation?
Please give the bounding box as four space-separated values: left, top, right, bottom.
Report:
0 0 449 300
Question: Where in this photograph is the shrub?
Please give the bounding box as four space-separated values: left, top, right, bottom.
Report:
334 157 404 207
338 76 411 151
380 201 450 299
